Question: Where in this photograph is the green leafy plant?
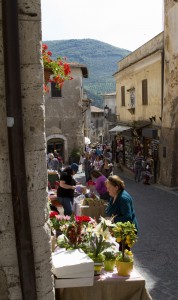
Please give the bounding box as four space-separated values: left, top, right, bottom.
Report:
112 221 137 262
88 234 112 262
102 249 116 261
69 148 81 164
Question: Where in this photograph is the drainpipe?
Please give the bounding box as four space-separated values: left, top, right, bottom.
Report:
2 1 37 299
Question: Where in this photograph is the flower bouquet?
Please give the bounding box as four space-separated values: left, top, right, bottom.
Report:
49 211 70 232
87 217 115 274
56 215 96 251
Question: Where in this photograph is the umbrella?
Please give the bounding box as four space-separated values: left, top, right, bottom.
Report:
85 137 91 145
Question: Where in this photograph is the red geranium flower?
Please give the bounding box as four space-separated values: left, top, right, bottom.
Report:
75 215 91 223
42 43 73 91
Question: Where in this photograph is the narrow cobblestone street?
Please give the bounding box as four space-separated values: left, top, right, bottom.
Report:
75 166 178 300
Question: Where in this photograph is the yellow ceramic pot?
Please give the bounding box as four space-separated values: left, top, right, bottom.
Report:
116 260 133 276
94 262 103 275
104 260 116 271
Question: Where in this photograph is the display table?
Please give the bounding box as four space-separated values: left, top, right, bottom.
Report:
56 268 152 300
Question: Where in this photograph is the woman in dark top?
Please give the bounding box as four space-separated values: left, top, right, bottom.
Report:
57 163 79 215
105 175 138 230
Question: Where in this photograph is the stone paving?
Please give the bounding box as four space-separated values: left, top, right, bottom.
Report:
75 165 178 300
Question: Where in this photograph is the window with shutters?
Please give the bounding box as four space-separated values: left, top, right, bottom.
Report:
121 86 125 106
142 79 148 105
51 82 62 98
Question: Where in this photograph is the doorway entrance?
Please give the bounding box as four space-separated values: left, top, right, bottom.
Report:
47 138 64 159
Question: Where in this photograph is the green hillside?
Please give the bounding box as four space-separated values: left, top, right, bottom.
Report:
43 39 131 107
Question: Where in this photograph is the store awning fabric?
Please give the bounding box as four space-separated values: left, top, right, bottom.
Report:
109 125 132 133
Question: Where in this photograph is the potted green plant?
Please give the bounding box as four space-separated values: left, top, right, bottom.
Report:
88 234 112 275
102 248 116 271
112 221 137 276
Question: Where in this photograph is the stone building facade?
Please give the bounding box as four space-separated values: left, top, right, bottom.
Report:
114 32 163 126
90 106 104 144
45 64 88 163
0 1 54 299
159 0 178 186
113 33 163 179
113 0 178 186
102 92 117 143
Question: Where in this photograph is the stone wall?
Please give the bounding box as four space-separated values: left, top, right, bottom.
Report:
0 1 54 299
45 67 85 163
159 1 178 186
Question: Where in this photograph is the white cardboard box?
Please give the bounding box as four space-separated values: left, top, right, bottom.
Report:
55 276 94 288
52 248 94 279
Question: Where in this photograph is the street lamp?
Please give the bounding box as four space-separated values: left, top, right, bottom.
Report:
104 105 109 118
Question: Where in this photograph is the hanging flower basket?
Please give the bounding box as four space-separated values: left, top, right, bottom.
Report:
42 44 73 91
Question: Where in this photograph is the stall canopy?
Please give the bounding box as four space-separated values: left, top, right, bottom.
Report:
109 125 132 134
85 137 91 145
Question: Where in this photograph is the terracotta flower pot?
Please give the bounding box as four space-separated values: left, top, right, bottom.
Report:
116 260 133 276
104 260 115 271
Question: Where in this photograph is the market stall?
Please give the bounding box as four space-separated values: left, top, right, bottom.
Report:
48 208 152 300
56 268 152 300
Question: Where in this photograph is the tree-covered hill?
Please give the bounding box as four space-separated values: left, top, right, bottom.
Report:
43 39 131 107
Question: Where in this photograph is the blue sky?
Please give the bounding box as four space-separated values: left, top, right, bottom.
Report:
41 0 164 51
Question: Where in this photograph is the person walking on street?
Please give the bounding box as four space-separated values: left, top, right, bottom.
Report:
83 153 93 183
57 163 79 215
134 152 144 182
100 158 113 178
47 153 59 171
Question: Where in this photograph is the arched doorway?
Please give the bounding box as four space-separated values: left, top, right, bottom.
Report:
47 138 63 155
46 134 68 163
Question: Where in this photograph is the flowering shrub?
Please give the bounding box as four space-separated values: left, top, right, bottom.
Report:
42 44 73 91
112 221 137 262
